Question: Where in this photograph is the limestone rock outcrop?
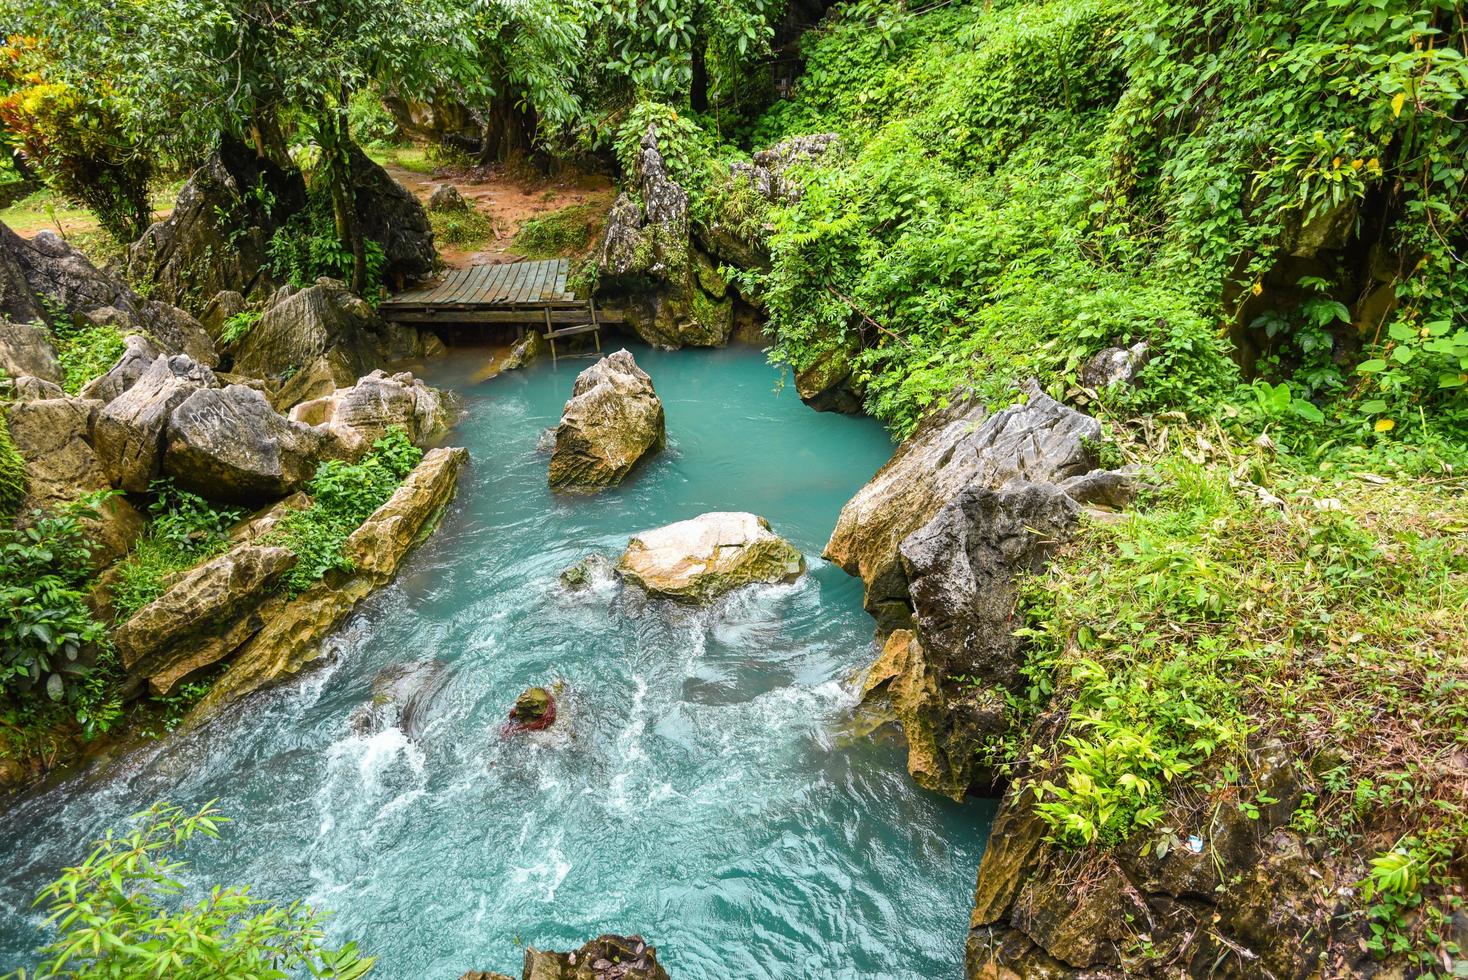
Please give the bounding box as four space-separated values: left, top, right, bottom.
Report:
520 935 669 980
164 384 328 504
2 396 144 564
1078 340 1149 390
348 146 436 286
113 544 297 695
0 222 215 365
126 142 306 310
835 381 1137 800
92 354 218 492
826 381 1104 630
79 334 165 404
548 351 665 491
0 318 60 383
232 279 438 409
189 446 467 720
289 369 452 459
617 511 804 602
597 126 733 349
499 330 546 372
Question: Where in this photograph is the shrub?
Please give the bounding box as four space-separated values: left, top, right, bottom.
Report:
19 800 374 979
111 481 243 620
49 318 126 395
0 415 27 522
268 427 422 594
218 309 262 347
0 499 109 707
430 204 496 250
268 191 387 296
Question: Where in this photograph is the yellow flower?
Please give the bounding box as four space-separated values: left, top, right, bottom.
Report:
1374 418 1395 433
1351 158 1363 170
1251 281 1263 296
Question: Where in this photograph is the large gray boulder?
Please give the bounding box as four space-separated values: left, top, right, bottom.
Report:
548 350 665 491
0 318 61 383
232 279 437 408
348 146 435 287
826 381 1103 629
617 511 804 602
288 369 452 459
2 396 145 565
164 385 328 504
0 222 215 365
93 354 217 492
126 142 306 311
838 381 1137 800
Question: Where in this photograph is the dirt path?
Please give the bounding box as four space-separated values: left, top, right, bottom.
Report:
382 161 616 269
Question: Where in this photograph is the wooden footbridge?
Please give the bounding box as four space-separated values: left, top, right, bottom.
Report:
380 258 615 362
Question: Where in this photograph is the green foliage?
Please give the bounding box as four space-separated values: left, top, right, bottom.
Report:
111 482 244 621
0 37 154 242
268 427 422 595
511 203 605 257
268 192 387 296
346 88 401 148
18 800 375 980
49 319 125 396
0 498 109 711
1358 821 1467 972
218 310 262 348
0 415 27 523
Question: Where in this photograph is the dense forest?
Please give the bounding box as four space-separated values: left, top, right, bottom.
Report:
0 0 1464 977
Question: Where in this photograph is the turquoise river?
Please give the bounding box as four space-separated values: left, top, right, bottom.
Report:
0 343 994 978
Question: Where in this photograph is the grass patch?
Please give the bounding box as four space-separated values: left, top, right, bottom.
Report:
511 203 605 258
111 482 243 620
266 427 422 595
429 204 496 250
364 143 442 176
1005 430 1468 969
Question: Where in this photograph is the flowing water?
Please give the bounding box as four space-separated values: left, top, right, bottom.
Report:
0 344 994 979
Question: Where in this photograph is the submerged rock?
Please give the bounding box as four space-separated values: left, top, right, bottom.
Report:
349 659 450 740
617 511 804 603
559 553 613 589
548 350 665 491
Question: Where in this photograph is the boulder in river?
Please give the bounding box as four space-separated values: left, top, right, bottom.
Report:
114 544 296 695
559 553 613 589
617 511 804 602
163 384 328 504
504 686 557 734
188 446 468 720
548 350 665 491
520 935 669 980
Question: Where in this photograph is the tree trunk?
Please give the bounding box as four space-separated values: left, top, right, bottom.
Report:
320 93 367 294
476 93 536 165
691 36 710 113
